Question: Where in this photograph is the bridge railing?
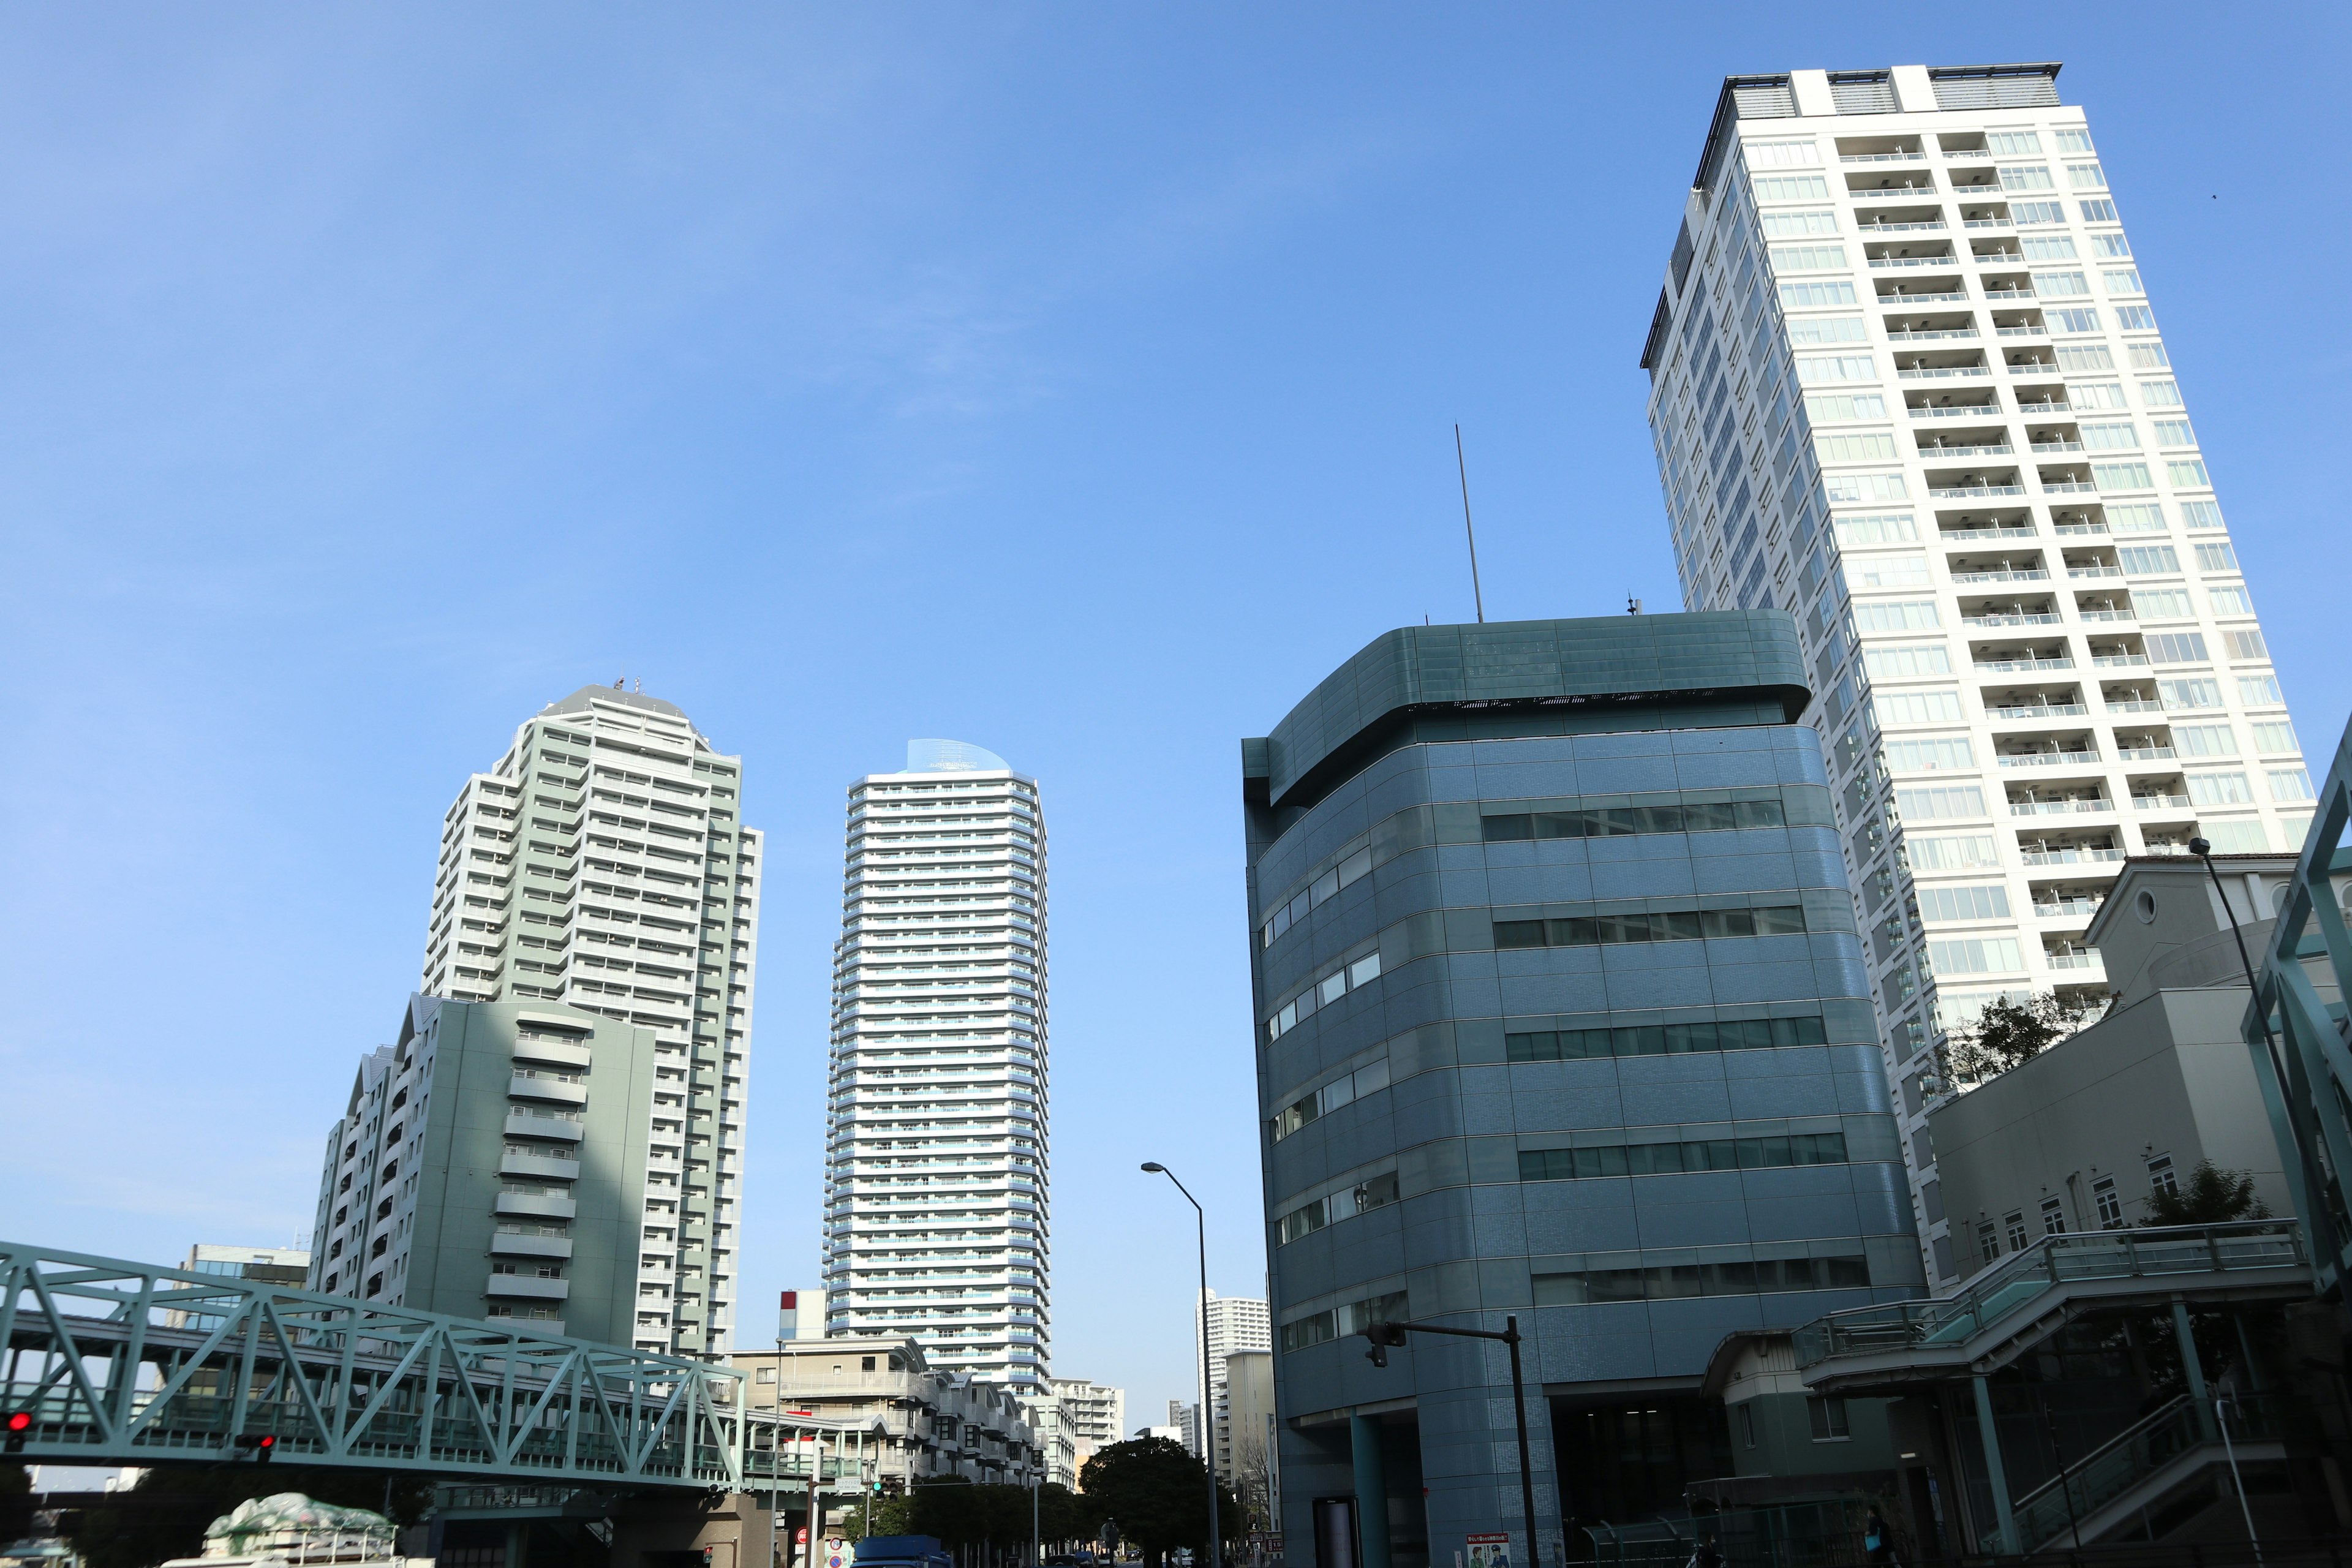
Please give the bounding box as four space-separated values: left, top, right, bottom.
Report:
0 1238 744 1487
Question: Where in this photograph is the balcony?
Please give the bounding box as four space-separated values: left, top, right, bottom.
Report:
2133 793 2194 810
2020 845 2127 867
1885 327 1977 341
490 1229 575 1260
1981 282 2037 300
2068 564 2125 581
2043 480 2097 494
1966 217 2016 231
2078 608 2135 622
2045 950 2103 972
500 1150 582 1182
2034 897 2104 918
2032 439 2086 453
2107 698 2166 714
494 1191 579 1221
486 1273 570 1302
1871 254 1961 271
1842 151 1926 164
1994 323 2048 337
509 1072 588 1106
1860 220 1948 234
1975 655 2075 674
1998 750 2100 769
1940 524 2037 543
513 1036 593 1069
1965 612 2062 630
505 1109 586 1142
1987 703 2089 720
1899 363 1991 380
1930 482 2025 499
2094 653 2151 668
2010 797 2115 817
1916 441 2012 458
2116 745 2177 761
1950 568 2050 585
1879 288 1967 304
2054 521 2109 537
1908 402 2002 418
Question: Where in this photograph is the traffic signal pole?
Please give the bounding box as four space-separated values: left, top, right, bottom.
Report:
1361 1317 1537 1568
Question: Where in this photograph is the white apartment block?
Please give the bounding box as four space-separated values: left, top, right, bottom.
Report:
1194 1290 1270 1479
1641 63 2313 1284
418 683 762 1354
1048 1376 1127 1455
821 741 1050 1392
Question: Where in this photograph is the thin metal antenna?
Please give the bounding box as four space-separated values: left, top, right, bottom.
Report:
1454 423 1485 624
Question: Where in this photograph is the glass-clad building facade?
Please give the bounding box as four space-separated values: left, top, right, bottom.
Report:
1244 614 1920 1568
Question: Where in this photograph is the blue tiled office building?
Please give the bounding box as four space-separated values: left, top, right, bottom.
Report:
1242 614 1920 1568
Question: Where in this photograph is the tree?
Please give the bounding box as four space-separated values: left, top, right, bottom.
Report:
1077 1438 1239 1568
1227 1430 1276 1534
1940 992 2106 1088
2144 1161 2270 1226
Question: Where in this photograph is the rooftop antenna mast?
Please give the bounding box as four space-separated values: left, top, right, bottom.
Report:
1454 423 1485 624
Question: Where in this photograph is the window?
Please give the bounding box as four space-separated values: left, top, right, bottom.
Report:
2006 1211 2030 1251
2139 379 2183 407
1928 936 2025 974
2174 723 2236 758
2146 631 2209 664
1826 472 1909 503
2187 772 2254 807
2148 1155 2178 1196
2092 232 2133 258
1762 209 1841 238
2077 382 2129 409
1896 785 1988 820
2271 767 2316 803
1774 246 1851 274
1804 391 1888 423
1907 834 2000 870
1739 1404 1757 1448
1875 690 1967 726
2107 502 2165 533
2093 1176 2123 1227
1915 884 2010 921
2117 544 2180 575
2041 1196 2067 1235
2014 200 2067 226
757 1366 777 1383
1987 130 2043 155
2081 198 2119 222
2081 421 2139 450
1865 645 1954 680
2105 268 2146 295
2252 721 2299 754
2224 629 2269 661
2136 587 2192 617
1505 1014 1829 1062
2054 342 2111 370
1479 797 1787 843
1842 556 1931 590
2168 459 2211 488
2068 162 2108 189
1518 1128 1849 1183
1816 431 1899 461
1779 279 1858 308
1746 139 1822 167
1797 353 1876 382
2023 235 2079 262
2055 129 2095 153
1853 598 1939 631
1833 511 1916 546
2035 270 2090 296
2151 419 2196 447
1999 165 2055 191
1808 1395 1852 1441
1532 1254 1866 1305
1490 902 1807 951
2046 306 2100 332
2195 541 2240 571
2161 677 2225 709
1754 173 1833 202
2207 584 2254 616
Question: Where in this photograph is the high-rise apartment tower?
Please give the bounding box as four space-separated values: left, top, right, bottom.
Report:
1640 63 2312 1283
419 684 761 1354
1194 1290 1271 1480
822 741 1050 1393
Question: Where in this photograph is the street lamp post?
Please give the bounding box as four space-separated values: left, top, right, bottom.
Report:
1141 1162 1222 1568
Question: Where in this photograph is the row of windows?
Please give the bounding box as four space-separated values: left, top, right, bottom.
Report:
1479 797 1789 842
1518 1130 1850 1182
1532 1253 1869 1305
1505 1014 1830 1061
1265 950 1382 1041
1259 846 1373 946
1278 1291 1408 1354
1270 1056 1392 1141
1275 1172 1401 1245
1494 903 1809 949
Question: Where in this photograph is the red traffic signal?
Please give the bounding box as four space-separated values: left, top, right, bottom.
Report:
233 1432 277 1463
6 1409 31 1453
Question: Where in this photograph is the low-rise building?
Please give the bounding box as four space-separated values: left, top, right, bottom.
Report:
1223 1350 1278 1529
731 1338 1044 1488
1928 852 2339 1275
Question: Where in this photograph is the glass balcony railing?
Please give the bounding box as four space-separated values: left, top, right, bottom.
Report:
2012 1392 2287 1553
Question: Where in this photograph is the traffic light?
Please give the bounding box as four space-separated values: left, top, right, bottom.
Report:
5 1411 30 1453
1362 1322 1409 1368
233 1433 277 1463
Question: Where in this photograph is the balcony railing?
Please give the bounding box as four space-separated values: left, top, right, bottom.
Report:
1792 1221 2307 1370
1994 323 2047 336
2068 565 2124 579
2034 897 2105 917
2021 845 2126 865
1860 221 1948 233
1879 288 1967 303
1983 284 2038 299
1976 657 2075 674
1843 151 1926 163
1999 750 2099 768
1940 524 2036 541
2010 798 2115 816
1931 483 2024 498
1899 366 1991 379
2094 653 2151 668
1909 403 2002 418
1966 217 2016 230
2043 480 2097 494
1966 612 2062 629
2046 951 2101 970
2032 439 2086 453
1887 328 1978 341
2078 608 2135 622
1917 442 2013 458
1871 255 1959 270
2054 521 2109 536
2116 745 2177 761
2107 698 2166 714
2134 793 2193 810
2007 361 2057 374
1951 568 2050 584
1988 703 2089 720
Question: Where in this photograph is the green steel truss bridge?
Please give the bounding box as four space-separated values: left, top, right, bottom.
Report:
1 1240 869 1490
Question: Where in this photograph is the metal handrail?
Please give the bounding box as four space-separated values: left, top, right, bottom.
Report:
1792 1221 2308 1368
2012 1391 2285 1551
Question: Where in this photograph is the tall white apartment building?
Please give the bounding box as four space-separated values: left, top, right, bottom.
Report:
821 741 1050 1392
420 683 762 1354
1641 63 2313 1284
1195 1290 1270 1480
1048 1376 1127 1457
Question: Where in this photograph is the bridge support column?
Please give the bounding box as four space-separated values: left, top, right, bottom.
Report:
2173 1298 2217 1441
1969 1376 2017 1553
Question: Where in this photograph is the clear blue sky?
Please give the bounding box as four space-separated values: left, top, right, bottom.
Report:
4 4 2346 1434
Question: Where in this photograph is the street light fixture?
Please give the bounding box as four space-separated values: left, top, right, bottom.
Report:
1141 1162 1222 1568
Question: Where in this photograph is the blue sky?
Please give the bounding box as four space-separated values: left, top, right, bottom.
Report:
4 4 2347 1433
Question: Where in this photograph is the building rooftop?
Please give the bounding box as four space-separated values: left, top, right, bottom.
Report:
540 682 692 723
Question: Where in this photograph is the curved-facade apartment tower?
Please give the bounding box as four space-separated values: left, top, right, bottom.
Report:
1245 615 1920 1568
822 741 1050 1393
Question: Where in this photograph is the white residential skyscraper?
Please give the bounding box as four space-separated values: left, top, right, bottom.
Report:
1641 63 2312 1284
420 684 763 1354
1194 1290 1270 1480
822 741 1050 1392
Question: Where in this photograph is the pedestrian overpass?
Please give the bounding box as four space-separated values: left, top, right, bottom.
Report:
1 1239 870 1490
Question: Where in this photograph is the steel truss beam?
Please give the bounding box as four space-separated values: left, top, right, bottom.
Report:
0 1239 746 1486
